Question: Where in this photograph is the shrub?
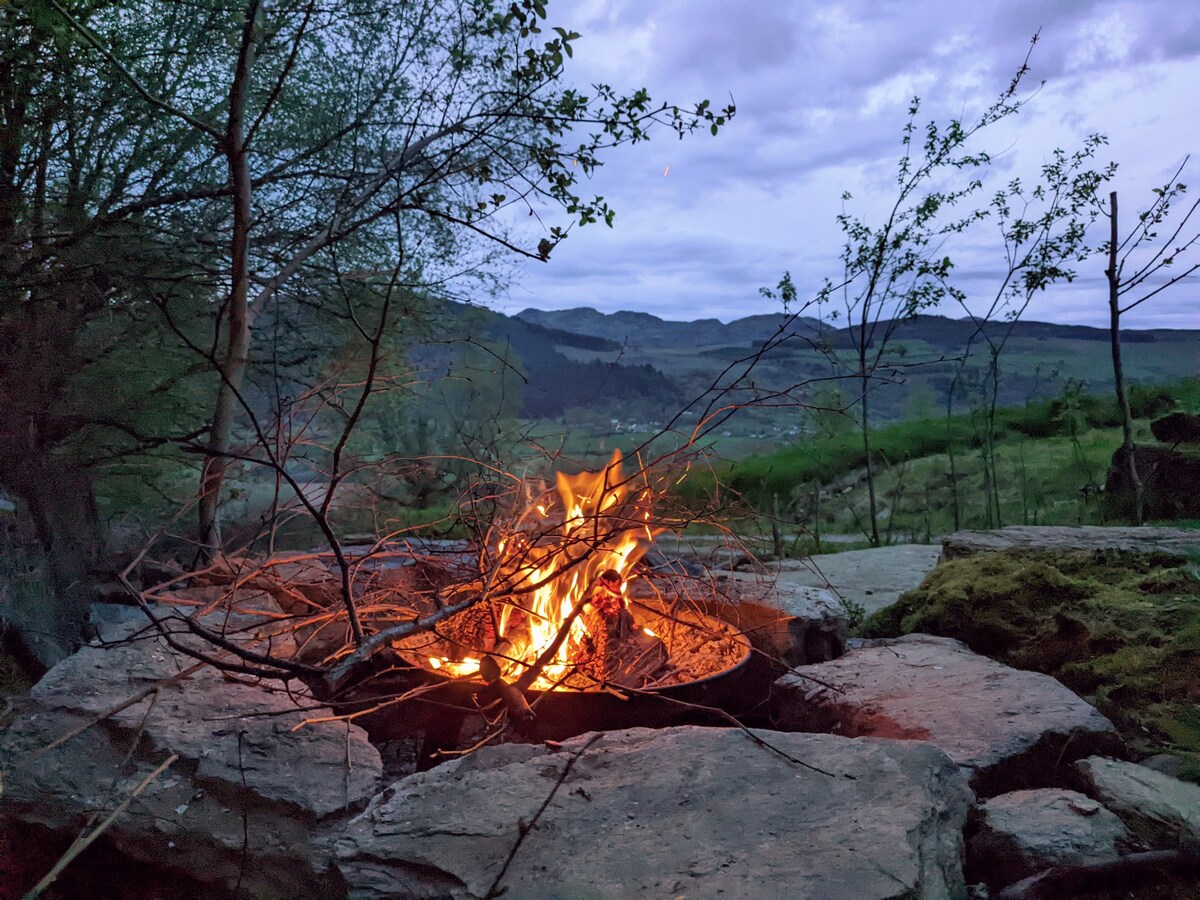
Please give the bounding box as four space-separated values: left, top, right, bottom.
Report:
1129 384 1179 419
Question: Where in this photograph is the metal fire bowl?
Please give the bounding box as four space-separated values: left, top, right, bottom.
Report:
349 598 762 745
519 599 756 741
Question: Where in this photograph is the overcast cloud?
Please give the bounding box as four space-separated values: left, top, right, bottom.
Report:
494 0 1200 329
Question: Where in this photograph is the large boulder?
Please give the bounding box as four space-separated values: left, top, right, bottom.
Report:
941 525 1200 560
1073 756 1200 847
0 597 381 897
1151 412 1200 445
1105 444 1200 520
332 726 974 899
776 634 1121 796
966 788 1131 888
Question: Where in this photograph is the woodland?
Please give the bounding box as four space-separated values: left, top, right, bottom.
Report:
0 0 737 666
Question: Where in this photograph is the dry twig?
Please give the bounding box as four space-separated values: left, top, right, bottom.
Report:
22 754 180 900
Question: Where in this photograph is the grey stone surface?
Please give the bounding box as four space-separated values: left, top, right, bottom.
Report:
724 579 848 665
333 726 974 900
967 788 1130 887
771 544 944 616
1140 753 1191 781
777 634 1122 796
942 525 1200 560
1073 756 1200 847
1 603 380 896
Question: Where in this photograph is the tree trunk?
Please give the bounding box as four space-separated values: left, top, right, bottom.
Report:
987 358 1004 526
7 462 105 666
770 492 783 559
860 373 880 546
197 0 262 557
811 480 822 553
946 387 961 532
1107 190 1142 524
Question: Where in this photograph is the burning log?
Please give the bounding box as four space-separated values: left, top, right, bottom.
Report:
572 570 670 689
478 654 535 730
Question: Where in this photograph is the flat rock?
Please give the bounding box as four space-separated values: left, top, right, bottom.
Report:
776 634 1121 796
1 608 380 896
941 525 1200 560
967 788 1131 887
333 726 974 899
772 544 944 617
1073 756 1200 847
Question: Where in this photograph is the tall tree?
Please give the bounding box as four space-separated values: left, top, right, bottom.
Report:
2 0 731 659
0 0 217 660
1102 160 1199 523
769 53 1039 545
46 0 733 557
951 139 1113 526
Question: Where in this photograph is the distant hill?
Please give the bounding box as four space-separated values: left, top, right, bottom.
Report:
404 299 1198 431
493 306 1198 429
423 302 683 419
870 314 1190 347
518 307 1197 352
516 307 823 349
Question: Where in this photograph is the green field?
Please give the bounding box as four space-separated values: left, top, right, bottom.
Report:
669 378 1200 545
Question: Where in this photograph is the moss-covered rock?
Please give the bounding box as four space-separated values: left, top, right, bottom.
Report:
862 549 1200 779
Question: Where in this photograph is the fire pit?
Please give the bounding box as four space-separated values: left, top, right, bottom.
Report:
373 593 755 742
331 451 765 747
168 450 783 761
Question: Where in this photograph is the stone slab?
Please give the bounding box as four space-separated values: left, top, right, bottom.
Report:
333 726 974 899
777 634 1122 796
1073 756 1200 847
1 611 381 896
942 526 1200 561
967 788 1130 887
771 544 944 616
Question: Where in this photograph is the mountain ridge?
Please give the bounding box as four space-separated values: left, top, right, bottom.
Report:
515 307 1199 348
515 307 824 349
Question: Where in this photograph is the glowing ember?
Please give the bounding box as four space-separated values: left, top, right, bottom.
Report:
428 656 480 677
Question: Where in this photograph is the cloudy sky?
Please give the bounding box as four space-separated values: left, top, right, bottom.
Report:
495 0 1200 329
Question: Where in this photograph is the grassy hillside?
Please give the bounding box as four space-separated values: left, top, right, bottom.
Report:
517 309 1200 427
677 379 1199 540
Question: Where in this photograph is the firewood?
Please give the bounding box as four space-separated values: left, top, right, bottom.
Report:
514 595 589 692
574 574 670 688
479 653 535 729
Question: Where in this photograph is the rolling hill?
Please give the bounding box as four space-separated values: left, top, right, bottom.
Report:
507 307 1199 429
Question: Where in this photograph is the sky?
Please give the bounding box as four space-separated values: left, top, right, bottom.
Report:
496 0 1200 329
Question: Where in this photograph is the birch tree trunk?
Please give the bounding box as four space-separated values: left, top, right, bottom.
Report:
197 0 262 556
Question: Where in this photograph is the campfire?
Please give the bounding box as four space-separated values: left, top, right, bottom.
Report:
390 450 746 694
161 450 760 750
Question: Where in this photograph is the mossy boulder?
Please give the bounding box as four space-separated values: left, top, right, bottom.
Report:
863 549 1200 779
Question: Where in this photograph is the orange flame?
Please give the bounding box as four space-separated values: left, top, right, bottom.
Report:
435 450 660 688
